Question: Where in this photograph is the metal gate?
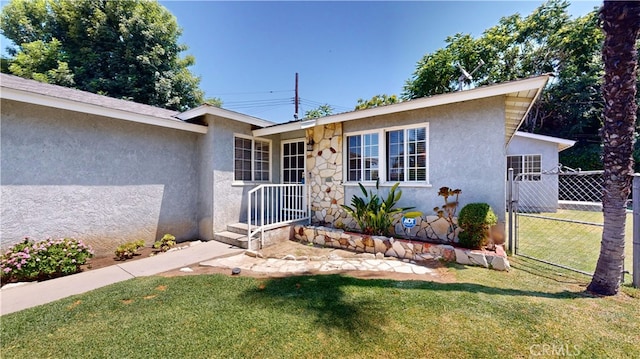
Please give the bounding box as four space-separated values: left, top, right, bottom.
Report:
508 169 635 281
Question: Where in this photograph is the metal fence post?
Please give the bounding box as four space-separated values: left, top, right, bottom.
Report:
633 174 639 288
508 168 514 254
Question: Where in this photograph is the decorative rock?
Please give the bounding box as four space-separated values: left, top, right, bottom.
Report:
386 248 398 258
454 248 489 268
362 236 374 248
488 255 511 271
245 250 260 258
374 239 387 254
375 252 385 259
392 241 406 259
179 267 194 273
282 254 296 260
313 126 324 143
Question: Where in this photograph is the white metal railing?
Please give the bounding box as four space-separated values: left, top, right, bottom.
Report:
247 183 309 250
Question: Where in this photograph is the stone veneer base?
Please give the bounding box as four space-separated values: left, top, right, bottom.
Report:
292 225 510 271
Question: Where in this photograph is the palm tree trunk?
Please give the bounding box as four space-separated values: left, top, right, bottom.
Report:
588 1 640 296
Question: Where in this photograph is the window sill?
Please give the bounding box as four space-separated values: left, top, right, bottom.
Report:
342 181 433 188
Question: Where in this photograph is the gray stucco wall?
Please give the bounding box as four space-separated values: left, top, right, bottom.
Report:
198 115 284 238
342 96 507 221
1 99 201 256
507 135 560 212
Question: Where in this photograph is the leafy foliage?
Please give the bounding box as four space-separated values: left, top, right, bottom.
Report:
341 180 421 236
402 0 640 170
0 0 204 111
457 203 497 249
114 240 145 260
153 234 176 252
304 104 333 119
1 237 93 284
354 94 400 110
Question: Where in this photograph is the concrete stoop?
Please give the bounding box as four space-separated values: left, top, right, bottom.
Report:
213 222 300 249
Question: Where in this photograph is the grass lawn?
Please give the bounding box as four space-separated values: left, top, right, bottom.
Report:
514 210 634 278
1 258 639 358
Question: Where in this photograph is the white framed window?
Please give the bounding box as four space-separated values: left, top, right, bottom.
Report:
234 135 271 182
346 132 379 182
344 123 429 185
507 154 541 181
281 139 305 184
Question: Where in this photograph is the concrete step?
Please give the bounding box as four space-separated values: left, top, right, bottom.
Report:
213 231 249 249
226 222 257 236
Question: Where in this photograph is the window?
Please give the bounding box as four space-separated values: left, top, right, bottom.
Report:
507 155 541 181
234 136 270 182
387 127 427 182
344 124 428 184
347 133 379 181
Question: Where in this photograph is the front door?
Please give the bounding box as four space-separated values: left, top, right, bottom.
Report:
282 139 306 184
282 139 306 219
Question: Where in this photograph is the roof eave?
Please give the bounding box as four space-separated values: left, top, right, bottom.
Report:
177 105 275 128
514 131 576 152
1 87 208 134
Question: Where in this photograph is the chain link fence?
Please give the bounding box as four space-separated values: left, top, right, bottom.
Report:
510 170 634 282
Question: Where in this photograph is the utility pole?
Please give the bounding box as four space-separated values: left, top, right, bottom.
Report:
294 72 299 120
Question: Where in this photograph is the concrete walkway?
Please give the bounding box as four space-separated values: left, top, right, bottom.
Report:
0 240 243 316
201 252 439 276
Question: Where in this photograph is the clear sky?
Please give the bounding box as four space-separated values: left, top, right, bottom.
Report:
159 0 600 123
1 0 601 123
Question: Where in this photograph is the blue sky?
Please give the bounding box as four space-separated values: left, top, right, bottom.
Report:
1 1 601 123
159 1 600 123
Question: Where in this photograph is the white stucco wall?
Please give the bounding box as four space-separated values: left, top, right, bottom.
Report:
342 96 507 221
1 99 201 256
507 135 561 212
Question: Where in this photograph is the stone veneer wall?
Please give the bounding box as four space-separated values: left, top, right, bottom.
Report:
292 224 511 271
306 123 344 224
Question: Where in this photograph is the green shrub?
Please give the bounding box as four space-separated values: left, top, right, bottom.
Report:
341 179 421 236
153 234 176 252
457 203 497 249
114 240 145 260
1 237 94 284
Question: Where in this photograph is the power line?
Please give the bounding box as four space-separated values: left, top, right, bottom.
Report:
209 89 293 96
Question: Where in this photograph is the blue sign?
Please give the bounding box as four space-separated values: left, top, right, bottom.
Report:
402 216 416 228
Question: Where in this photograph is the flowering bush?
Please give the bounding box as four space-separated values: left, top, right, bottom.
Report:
1 237 94 284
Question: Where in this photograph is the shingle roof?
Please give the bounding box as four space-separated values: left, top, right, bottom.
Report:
0 73 180 121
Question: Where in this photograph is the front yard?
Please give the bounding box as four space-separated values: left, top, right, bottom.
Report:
1 257 638 358
515 210 634 276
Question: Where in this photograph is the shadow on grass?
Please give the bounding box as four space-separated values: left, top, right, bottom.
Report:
243 275 387 339
508 256 591 285
243 271 593 338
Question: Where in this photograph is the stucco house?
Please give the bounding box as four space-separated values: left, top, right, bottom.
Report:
1 73 551 255
506 131 575 212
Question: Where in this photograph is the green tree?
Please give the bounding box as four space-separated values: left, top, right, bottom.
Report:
587 1 640 296
1 0 204 111
304 104 333 119
204 97 223 108
402 0 636 170
354 94 400 110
